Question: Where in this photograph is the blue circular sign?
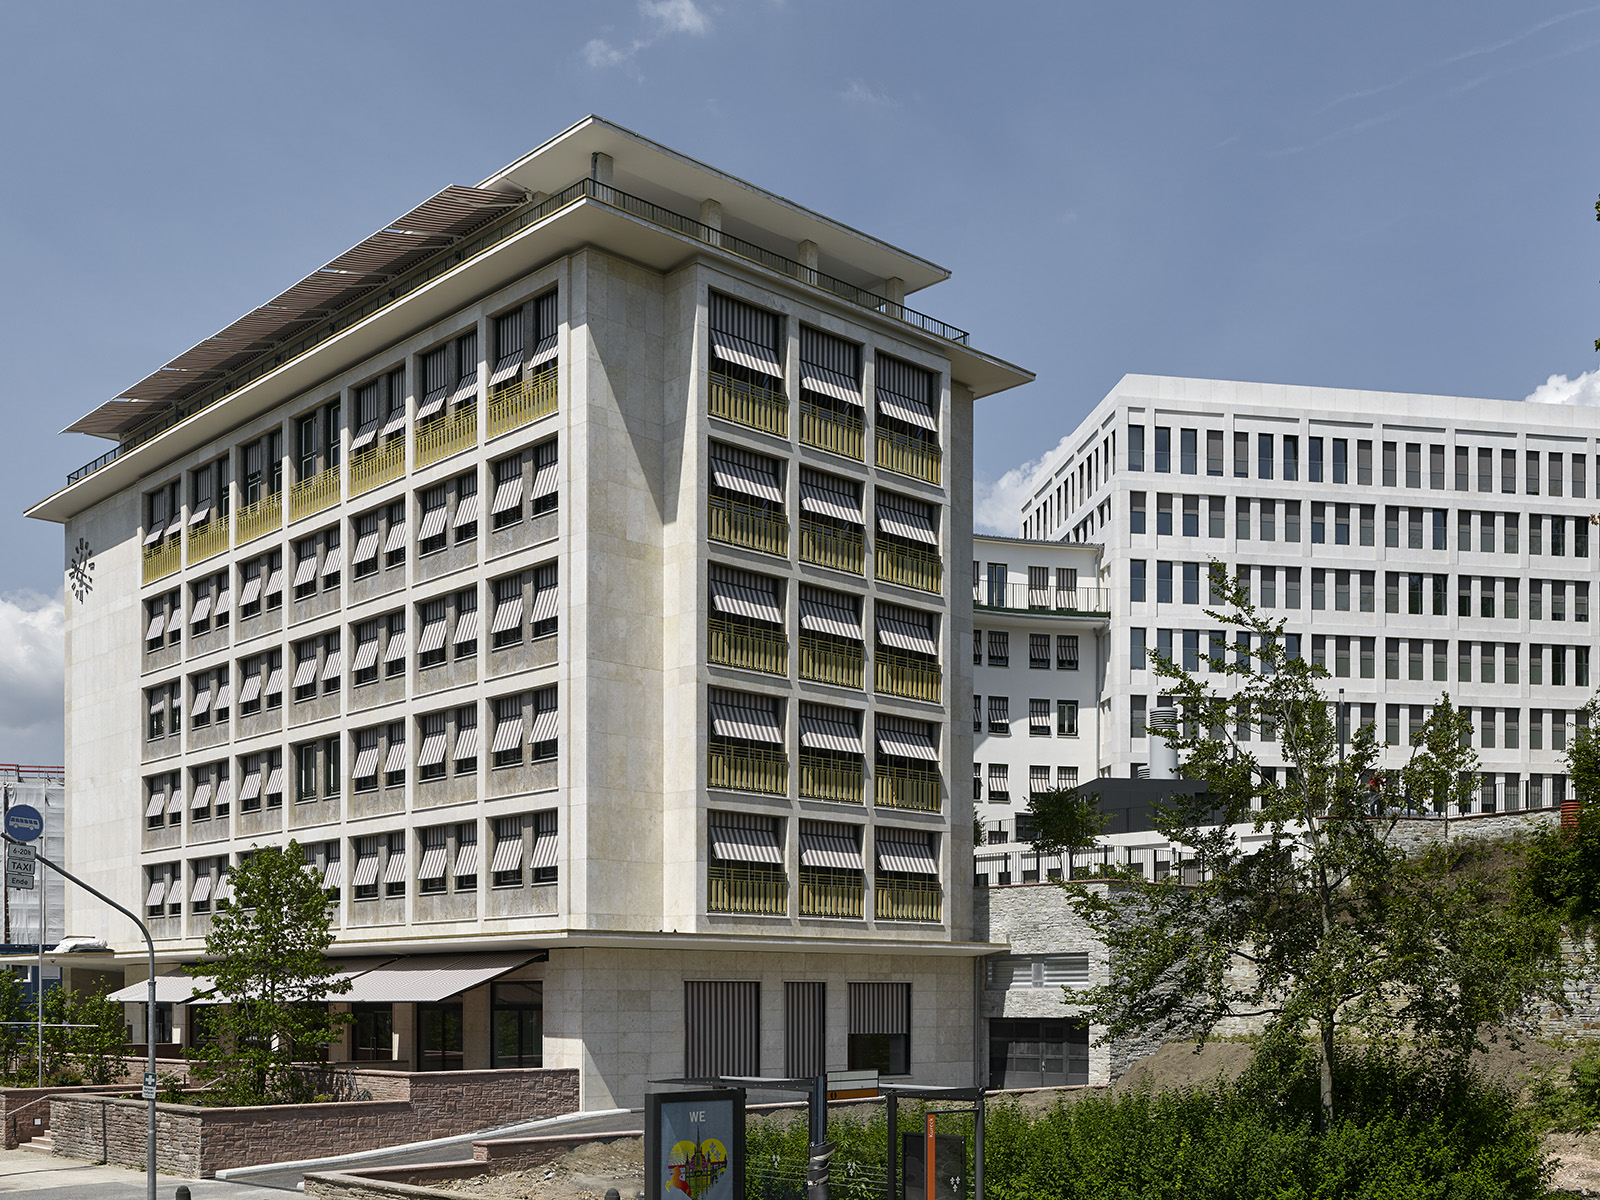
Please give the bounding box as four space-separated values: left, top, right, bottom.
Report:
4 804 43 843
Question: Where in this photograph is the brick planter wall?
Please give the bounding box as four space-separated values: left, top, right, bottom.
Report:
1 1085 126 1149
49 1067 578 1176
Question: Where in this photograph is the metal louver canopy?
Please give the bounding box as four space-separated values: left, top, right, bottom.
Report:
68 185 524 437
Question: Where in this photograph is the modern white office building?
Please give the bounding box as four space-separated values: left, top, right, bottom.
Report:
26 117 1033 1108
1014 374 1598 807
968 536 1106 885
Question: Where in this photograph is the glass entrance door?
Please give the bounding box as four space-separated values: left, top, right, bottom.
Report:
417 1003 464 1071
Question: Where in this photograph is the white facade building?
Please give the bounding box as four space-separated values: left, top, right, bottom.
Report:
27 117 1033 1107
968 536 1106 884
1015 374 1598 810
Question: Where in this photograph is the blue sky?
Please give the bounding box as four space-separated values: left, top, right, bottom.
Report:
0 0 1596 758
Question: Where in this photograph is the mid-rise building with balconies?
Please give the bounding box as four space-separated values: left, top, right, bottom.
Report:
28 117 1031 1107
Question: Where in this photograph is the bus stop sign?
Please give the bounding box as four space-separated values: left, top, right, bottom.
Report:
4 804 43 843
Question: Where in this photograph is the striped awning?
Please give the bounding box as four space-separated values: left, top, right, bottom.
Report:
876 495 937 545
418 731 448 767
265 563 285 596
875 718 938 762
453 608 479 644
492 475 524 515
352 637 380 672
875 357 936 431
292 554 317 587
190 591 212 625
799 822 862 869
239 573 262 606
419 845 448 881
530 821 559 869
709 690 782 744
492 593 524 634
798 469 862 523
145 790 166 818
264 663 284 696
351 851 380 888
107 975 213 1004
709 566 781 624
385 516 408 553
875 607 936 655
531 454 560 500
798 705 862 753
491 710 524 753
418 612 447 653
190 683 212 718
798 587 859 639
384 628 408 663
383 848 408 885
532 572 559 623
709 443 783 503
321 646 342 681
239 766 261 801
352 527 381 565
452 370 479 405
454 724 479 760
875 833 938 875
454 838 478 875
453 487 479 526
321 541 343 576
384 740 407 773
418 500 448 542
492 831 524 872
190 775 212 809
530 697 559 743
799 330 861 404
710 331 783 378
709 812 782 864
146 610 166 641
353 745 380 779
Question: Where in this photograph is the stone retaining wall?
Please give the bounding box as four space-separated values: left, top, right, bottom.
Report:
0 1084 126 1149
49 1067 578 1176
472 1130 643 1170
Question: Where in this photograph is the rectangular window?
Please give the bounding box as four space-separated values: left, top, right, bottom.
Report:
1282 435 1299 481
1257 433 1273 480
1309 436 1323 482
1153 426 1170 472
1156 562 1173 604
1235 497 1250 540
1208 496 1224 538
1430 444 1445 489
1405 443 1421 488
1502 449 1516 494
1057 635 1079 670
847 982 910 1076
1130 560 1146 603
1206 430 1223 476
1156 493 1172 535
1179 428 1197 474
1182 494 1199 536
1360 571 1375 612
1478 447 1492 492
1057 701 1079 737
1332 438 1348 483
1130 628 1147 671
1130 491 1146 534
1233 431 1249 478
1127 424 1145 471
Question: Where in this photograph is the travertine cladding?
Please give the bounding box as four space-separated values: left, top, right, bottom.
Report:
48 1067 577 1176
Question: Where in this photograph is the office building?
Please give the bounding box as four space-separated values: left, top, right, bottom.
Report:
26 117 1032 1107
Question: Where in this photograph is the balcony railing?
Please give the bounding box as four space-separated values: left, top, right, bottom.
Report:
799 520 864 575
708 863 788 916
349 438 405 498
798 755 864 804
186 514 229 564
876 542 942 595
875 765 942 813
708 742 788 796
708 618 788 676
799 871 864 918
875 652 942 703
875 877 943 922
142 539 180 585
709 495 788 557
798 635 865 690
875 429 942 485
973 581 1113 616
235 492 282 546
487 369 558 438
288 465 340 523
416 405 478 468
798 400 864 460
710 372 788 438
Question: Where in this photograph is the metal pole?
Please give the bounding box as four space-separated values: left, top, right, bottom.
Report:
885 1091 897 1200
36 855 45 1087
4 834 157 1200
973 1094 984 1200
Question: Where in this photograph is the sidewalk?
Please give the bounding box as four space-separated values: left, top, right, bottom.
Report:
0 1148 278 1197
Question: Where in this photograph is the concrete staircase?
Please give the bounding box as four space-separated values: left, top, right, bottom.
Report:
19 1131 54 1154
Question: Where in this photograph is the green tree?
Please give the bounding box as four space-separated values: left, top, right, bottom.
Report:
0 969 30 1080
1521 695 1600 927
1032 571 1568 1128
67 985 132 1084
186 841 350 1104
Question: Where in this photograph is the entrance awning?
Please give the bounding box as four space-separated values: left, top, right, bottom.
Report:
106 975 214 1004
337 952 537 1004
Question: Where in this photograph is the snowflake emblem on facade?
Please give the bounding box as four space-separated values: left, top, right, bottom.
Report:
68 537 95 603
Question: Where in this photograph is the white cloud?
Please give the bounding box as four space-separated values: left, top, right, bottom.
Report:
1524 368 1600 406
974 434 1073 535
0 591 64 762
586 0 709 70
840 80 898 106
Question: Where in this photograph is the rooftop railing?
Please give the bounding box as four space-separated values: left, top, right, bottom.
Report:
973 581 1112 616
67 178 968 487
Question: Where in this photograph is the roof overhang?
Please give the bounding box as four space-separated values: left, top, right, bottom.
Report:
30 195 1029 525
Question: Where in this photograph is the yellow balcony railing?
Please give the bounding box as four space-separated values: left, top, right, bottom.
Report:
349 438 405 498
708 617 788 676
709 372 788 438
875 877 943 922
799 870 864 918
798 635 864 690
875 765 942 813
875 652 942 704
708 742 788 796
415 405 477 468
875 429 942 485
798 520 864 575
798 755 863 804
798 400 864 460
708 863 788 916
709 495 788 557
142 539 180 584
235 492 282 546
487 368 558 438
875 541 943 594
288 465 340 523
187 514 229 564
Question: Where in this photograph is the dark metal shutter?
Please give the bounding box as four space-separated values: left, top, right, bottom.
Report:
847 982 909 1035
684 980 760 1078
784 981 826 1078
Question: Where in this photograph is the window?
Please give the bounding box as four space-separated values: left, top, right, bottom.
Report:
847 982 910 1075
295 742 318 803
987 762 1010 803
1156 494 1172 535
351 510 381 577
531 438 559 515
1308 436 1323 481
988 695 1010 735
1332 438 1348 483
353 728 381 792
1057 635 1079 670
1356 439 1373 485
1501 448 1516 493
418 486 448 555
532 563 558 638
1127 424 1145 471
454 588 479 659
1157 561 1173 603
384 501 407 568
492 574 525 649
1154 426 1170 472
531 687 558 761
1179 428 1197 474
418 826 449 894
1028 698 1050 736
492 456 525 529
454 472 479 543
491 982 543 1068
1206 430 1223 476
1257 433 1273 480
1182 495 1199 536
1029 634 1050 669
1282 435 1298 481
454 822 478 889
418 600 448 669
492 815 525 887
1382 441 1397 487
492 696 525 768
1233 431 1248 478
987 631 1009 667
352 836 381 900
1129 491 1146 533
1058 701 1079 737
353 620 381 686
1130 560 1146 602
